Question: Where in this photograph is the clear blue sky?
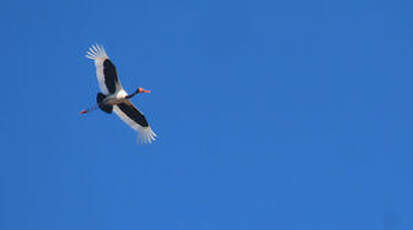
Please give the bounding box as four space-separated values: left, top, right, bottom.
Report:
1 0 412 229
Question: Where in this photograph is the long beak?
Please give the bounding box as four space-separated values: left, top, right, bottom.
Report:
141 88 151 93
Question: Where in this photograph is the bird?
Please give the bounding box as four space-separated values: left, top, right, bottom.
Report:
81 44 157 144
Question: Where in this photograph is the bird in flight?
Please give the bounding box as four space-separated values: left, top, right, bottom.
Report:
81 44 157 144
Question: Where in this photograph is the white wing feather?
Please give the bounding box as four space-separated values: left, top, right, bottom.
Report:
113 105 157 144
85 44 110 94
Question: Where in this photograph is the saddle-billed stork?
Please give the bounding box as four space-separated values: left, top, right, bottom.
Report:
81 44 157 144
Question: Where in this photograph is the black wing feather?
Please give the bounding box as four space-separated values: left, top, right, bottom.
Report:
117 103 149 127
103 59 119 94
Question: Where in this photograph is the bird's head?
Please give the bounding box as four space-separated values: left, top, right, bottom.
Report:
137 87 151 94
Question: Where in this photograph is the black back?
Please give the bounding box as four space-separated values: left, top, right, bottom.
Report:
117 103 149 127
103 59 119 94
96 93 113 114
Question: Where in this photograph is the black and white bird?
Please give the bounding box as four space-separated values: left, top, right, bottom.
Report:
81 44 157 144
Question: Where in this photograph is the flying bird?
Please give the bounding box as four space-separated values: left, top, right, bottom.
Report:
81 44 157 144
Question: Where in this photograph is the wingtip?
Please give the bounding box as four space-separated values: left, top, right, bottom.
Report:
85 43 108 60
136 127 157 144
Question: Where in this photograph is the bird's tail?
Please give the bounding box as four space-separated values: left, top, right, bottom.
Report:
96 93 113 114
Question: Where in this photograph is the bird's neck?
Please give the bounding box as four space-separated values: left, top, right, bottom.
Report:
125 90 139 99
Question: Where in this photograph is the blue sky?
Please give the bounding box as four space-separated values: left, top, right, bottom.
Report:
1 0 413 229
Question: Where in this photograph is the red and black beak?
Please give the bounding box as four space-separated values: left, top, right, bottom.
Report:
138 88 151 93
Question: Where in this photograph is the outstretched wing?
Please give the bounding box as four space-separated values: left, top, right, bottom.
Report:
113 101 157 144
86 44 123 94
